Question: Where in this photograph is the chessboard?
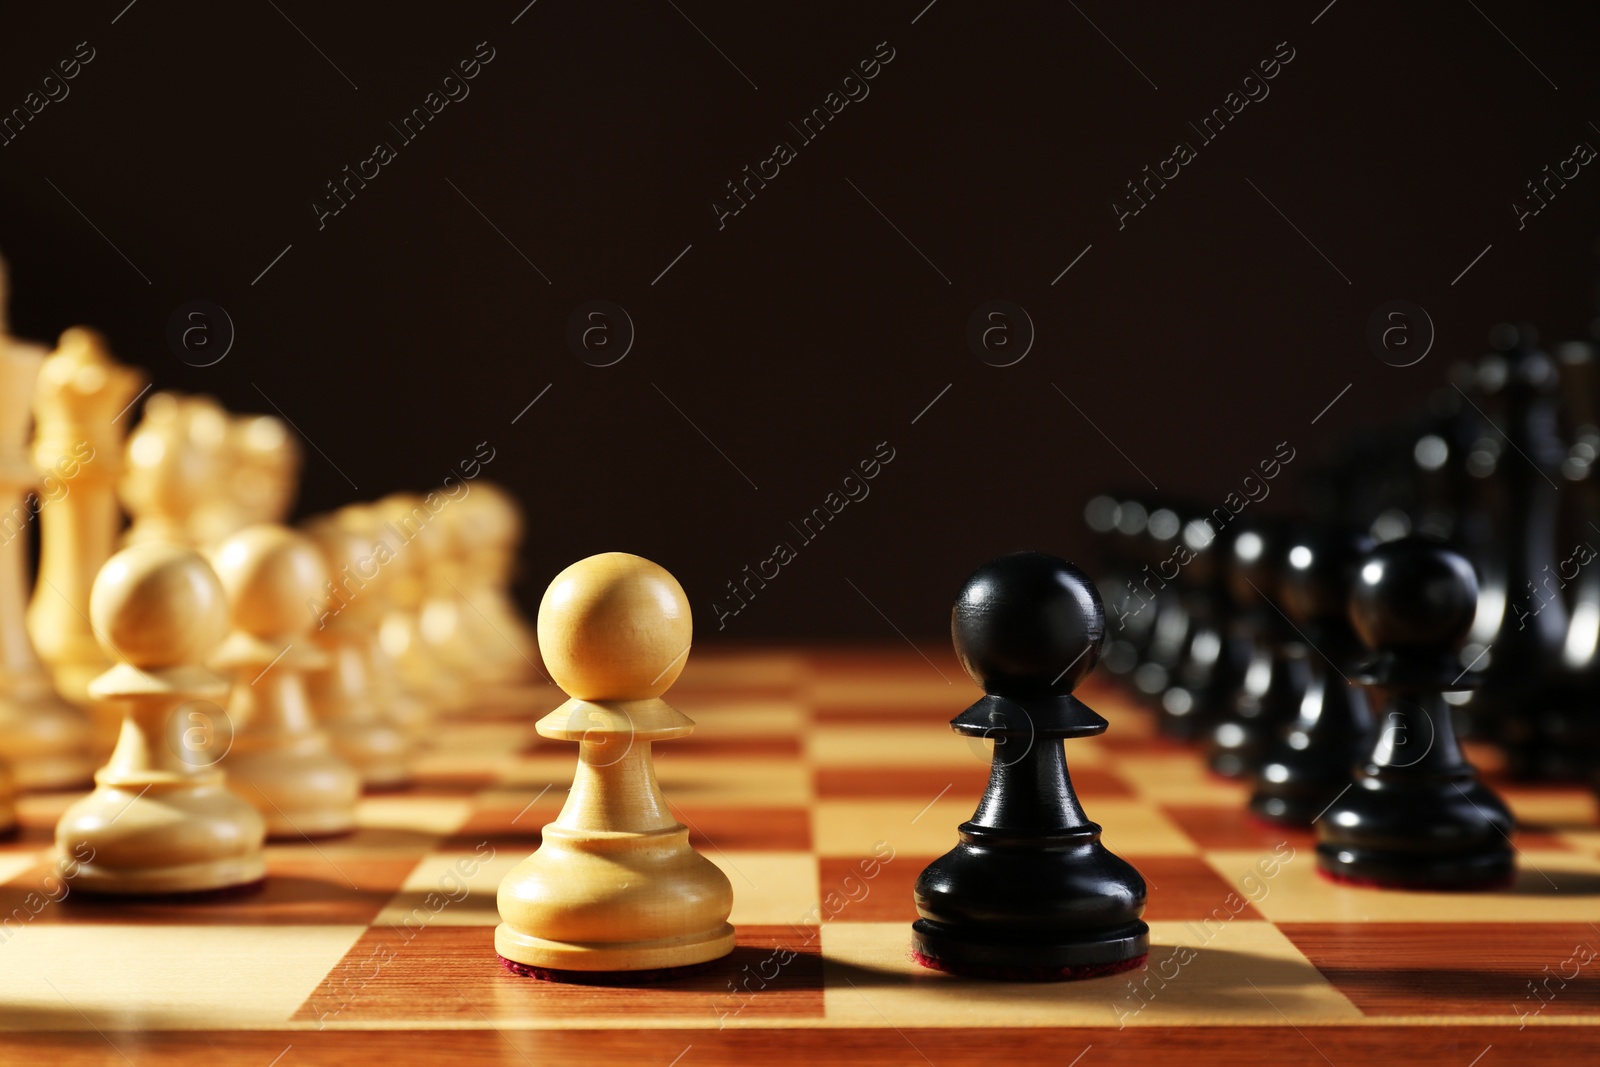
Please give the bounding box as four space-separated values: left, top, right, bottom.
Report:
1 645 1597 1066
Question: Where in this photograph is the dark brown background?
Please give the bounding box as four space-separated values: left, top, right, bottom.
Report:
2 0 1598 642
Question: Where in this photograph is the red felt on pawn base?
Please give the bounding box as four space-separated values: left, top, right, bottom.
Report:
498 954 718 985
1316 866 1514 893
911 949 1148 983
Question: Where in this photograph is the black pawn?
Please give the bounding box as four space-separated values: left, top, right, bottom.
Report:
1315 538 1516 889
1162 515 1250 742
912 552 1148 980
1249 526 1375 826
1208 522 1310 778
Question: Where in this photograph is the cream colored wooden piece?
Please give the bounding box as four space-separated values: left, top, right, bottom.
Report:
26 328 144 711
374 493 464 714
191 413 300 549
449 482 540 689
119 392 228 549
212 524 361 837
303 516 411 787
54 543 267 893
415 497 488 684
0 335 91 789
333 504 427 735
496 552 735 972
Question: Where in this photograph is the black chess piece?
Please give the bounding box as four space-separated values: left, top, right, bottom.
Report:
1461 327 1569 774
1130 504 1189 700
1542 340 1600 781
1250 526 1375 826
911 552 1149 980
1315 538 1516 890
1092 496 1156 676
1085 494 1143 677
1162 513 1249 741
1207 521 1310 779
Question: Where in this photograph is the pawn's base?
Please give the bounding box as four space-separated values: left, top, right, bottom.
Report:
63 858 269 897
1206 745 1259 781
912 948 1147 983
910 918 1148 979
266 819 358 841
1153 691 1214 744
328 725 412 790
494 921 735 973
498 955 718 985
228 746 362 840
1315 844 1514 892
1248 790 1333 828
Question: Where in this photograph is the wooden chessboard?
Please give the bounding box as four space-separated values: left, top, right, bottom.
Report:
1 646 1598 1065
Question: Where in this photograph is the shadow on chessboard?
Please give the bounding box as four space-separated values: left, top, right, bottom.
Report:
1501 867 1600 896
827 944 1329 1004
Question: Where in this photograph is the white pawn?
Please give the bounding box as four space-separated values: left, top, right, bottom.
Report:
374 493 464 714
448 483 541 691
212 525 361 838
119 392 227 549
496 552 734 975
331 504 427 735
54 543 266 894
304 516 411 788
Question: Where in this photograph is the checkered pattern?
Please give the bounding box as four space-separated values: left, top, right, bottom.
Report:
1 647 1597 1057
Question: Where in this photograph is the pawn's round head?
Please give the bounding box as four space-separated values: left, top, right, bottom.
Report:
537 552 691 700
1282 526 1375 626
1176 512 1221 587
1225 523 1276 609
951 552 1103 697
306 514 389 599
1348 537 1479 653
211 524 329 640
461 481 523 550
381 492 451 566
91 543 230 669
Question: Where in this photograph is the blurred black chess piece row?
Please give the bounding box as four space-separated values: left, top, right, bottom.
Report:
1089 320 1600 799
1082 312 1600 887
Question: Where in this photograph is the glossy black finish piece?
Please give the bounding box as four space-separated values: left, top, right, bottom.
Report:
1250 526 1376 826
914 552 1149 974
1316 538 1516 889
1090 497 1158 676
1130 505 1191 701
1207 521 1310 779
1462 330 1571 776
1540 340 1600 781
1163 514 1250 742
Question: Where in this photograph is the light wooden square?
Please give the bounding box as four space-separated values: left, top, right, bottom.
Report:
685 699 807 737
0 924 366 1029
1117 754 1250 806
357 796 472 836
374 849 514 929
0 852 43 886
709 852 821 926
808 726 985 769
1207 847 1600 923
655 758 812 807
